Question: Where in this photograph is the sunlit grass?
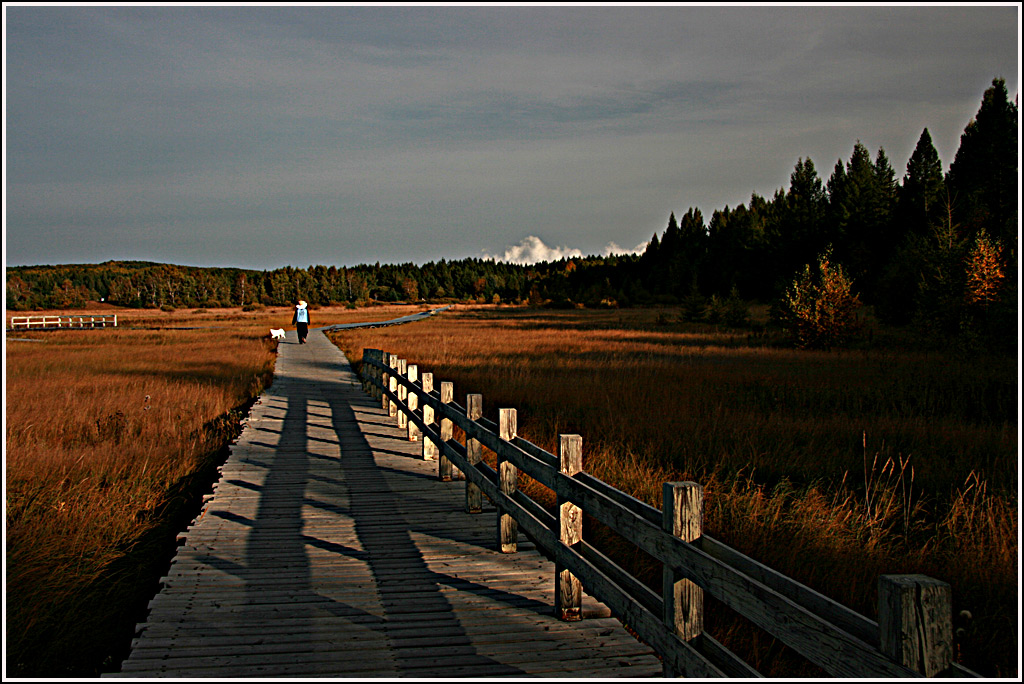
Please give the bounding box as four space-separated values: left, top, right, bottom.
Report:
328 305 1017 677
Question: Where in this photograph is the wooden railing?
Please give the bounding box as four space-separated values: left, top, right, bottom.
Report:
9 314 117 330
359 348 978 678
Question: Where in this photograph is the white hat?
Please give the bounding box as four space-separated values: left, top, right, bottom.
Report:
297 300 307 308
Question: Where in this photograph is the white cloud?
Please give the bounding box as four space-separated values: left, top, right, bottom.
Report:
482 235 649 265
483 236 583 265
603 240 649 257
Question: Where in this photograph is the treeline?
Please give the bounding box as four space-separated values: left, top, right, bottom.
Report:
631 78 1017 330
7 79 1016 345
5 258 561 311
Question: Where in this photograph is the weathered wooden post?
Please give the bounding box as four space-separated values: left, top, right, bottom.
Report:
465 394 483 513
388 355 399 417
878 574 953 677
422 373 437 460
556 434 583 621
407 365 421 440
374 349 383 399
396 359 408 428
360 349 370 395
662 481 704 678
364 349 378 398
497 409 518 553
363 349 372 396
381 353 392 410
438 382 454 480
377 351 386 405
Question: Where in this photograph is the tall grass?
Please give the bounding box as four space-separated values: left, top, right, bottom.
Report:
5 325 274 675
328 305 1018 677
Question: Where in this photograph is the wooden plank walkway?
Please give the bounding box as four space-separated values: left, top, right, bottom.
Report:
113 327 663 678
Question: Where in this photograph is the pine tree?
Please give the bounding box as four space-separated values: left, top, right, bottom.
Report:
947 77 1019 251
771 157 829 289
876 130 947 325
826 142 897 302
899 128 946 236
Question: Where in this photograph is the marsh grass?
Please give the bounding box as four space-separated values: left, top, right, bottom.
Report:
5 302 429 676
328 305 1017 677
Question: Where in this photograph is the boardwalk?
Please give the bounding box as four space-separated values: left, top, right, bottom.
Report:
115 327 663 678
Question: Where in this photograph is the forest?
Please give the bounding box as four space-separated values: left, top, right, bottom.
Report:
7 78 1017 349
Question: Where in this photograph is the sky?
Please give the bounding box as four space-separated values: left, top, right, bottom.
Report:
3 4 1020 270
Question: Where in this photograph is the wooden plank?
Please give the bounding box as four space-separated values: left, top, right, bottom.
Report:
114 333 660 679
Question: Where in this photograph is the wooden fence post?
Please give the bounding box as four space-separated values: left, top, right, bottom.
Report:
498 409 518 553
381 353 393 410
422 373 437 460
396 359 408 428
369 350 379 399
367 349 379 398
663 481 703 677
465 394 483 513
556 434 583 621
360 349 369 395
878 574 953 677
374 349 383 399
407 365 420 441
388 355 400 417
438 382 454 480
373 349 383 400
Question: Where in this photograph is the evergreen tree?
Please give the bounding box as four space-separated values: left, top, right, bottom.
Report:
876 130 946 324
769 158 829 293
676 207 706 295
828 142 896 301
899 128 946 237
947 77 1019 252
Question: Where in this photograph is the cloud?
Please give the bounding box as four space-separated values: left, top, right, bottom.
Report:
603 240 649 258
483 236 583 265
482 235 649 265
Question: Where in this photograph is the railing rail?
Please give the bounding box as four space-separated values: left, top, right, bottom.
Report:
359 348 978 679
9 314 117 330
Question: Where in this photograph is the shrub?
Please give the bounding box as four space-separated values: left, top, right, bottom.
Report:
778 250 861 349
703 295 723 324
723 286 750 328
682 284 706 322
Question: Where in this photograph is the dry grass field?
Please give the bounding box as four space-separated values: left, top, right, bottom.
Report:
5 301 1016 677
4 303 430 676
326 305 1018 677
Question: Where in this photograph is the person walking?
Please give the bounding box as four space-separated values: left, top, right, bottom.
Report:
292 300 310 344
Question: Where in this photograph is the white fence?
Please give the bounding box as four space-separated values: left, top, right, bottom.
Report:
9 314 117 330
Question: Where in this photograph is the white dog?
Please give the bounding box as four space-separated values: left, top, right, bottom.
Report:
270 328 286 340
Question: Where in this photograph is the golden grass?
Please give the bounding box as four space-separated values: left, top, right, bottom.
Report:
327 305 1018 677
4 302 433 675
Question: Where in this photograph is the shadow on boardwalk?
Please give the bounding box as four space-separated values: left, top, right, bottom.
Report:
112 331 661 677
